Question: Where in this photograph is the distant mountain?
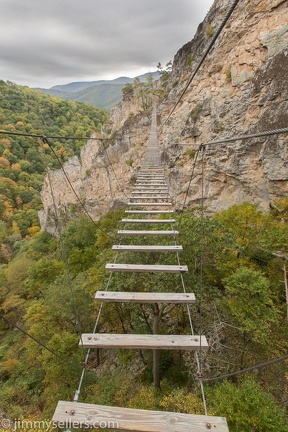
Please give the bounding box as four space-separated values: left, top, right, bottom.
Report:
37 72 159 111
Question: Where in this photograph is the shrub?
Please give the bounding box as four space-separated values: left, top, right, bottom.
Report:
186 148 196 159
206 24 214 38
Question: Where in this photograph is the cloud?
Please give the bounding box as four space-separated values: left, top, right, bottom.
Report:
0 0 214 88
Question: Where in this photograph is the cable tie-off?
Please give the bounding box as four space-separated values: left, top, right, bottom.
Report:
40 134 48 144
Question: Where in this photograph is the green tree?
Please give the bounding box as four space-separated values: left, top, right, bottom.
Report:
209 379 288 432
221 267 279 343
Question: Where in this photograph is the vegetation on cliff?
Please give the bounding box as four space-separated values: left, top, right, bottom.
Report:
0 201 287 430
0 80 108 262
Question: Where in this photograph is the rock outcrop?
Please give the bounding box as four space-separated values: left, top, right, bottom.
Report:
39 0 288 232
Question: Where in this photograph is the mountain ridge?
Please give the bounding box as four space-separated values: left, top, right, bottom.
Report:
37 72 159 110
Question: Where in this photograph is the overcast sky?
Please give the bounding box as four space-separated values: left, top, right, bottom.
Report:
0 0 214 89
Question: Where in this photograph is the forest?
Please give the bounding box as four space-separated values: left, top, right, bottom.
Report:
0 80 108 263
0 80 287 432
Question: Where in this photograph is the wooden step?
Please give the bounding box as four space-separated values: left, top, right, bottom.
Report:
129 199 171 202
53 401 229 432
134 185 168 191
137 178 165 181
131 194 169 198
95 291 195 303
136 179 167 186
121 219 175 223
80 333 209 350
133 191 167 193
112 245 182 252
128 203 172 206
136 182 166 184
133 190 168 193
105 264 188 273
132 191 168 195
118 230 178 236
136 183 167 185
125 210 174 214
140 168 163 171
137 177 165 180
135 184 168 187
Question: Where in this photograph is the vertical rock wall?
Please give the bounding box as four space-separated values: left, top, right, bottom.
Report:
39 0 288 232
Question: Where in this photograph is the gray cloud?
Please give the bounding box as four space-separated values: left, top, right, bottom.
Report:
0 0 214 88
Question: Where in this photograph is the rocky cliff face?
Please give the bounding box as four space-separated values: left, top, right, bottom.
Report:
39 0 288 233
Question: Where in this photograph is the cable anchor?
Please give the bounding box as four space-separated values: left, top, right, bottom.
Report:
40 134 48 144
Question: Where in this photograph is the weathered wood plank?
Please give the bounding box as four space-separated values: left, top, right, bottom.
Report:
135 183 167 186
125 210 174 214
127 203 172 206
79 333 209 350
133 191 168 194
112 245 182 251
136 182 167 184
140 168 163 170
130 197 169 204
134 187 168 190
121 219 175 223
118 230 179 236
137 178 165 181
95 291 195 303
52 401 229 432
105 264 188 273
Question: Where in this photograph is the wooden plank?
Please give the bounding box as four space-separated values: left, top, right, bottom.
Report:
80 333 209 350
118 230 179 236
95 291 195 303
132 195 168 198
53 401 229 432
112 245 182 252
129 199 171 202
136 182 166 184
132 191 168 195
140 169 163 171
105 264 188 273
128 203 172 206
137 177 165 180
121 219 175 223
125 210 174 214
137 179 165 181
134 187 168 190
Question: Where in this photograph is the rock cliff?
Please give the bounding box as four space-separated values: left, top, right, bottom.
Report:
39 0 288 233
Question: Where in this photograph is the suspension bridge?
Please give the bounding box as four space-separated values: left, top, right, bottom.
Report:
52 105 229 431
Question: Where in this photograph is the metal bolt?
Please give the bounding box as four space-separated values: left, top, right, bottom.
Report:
70 410 75 416
206 423 212 429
